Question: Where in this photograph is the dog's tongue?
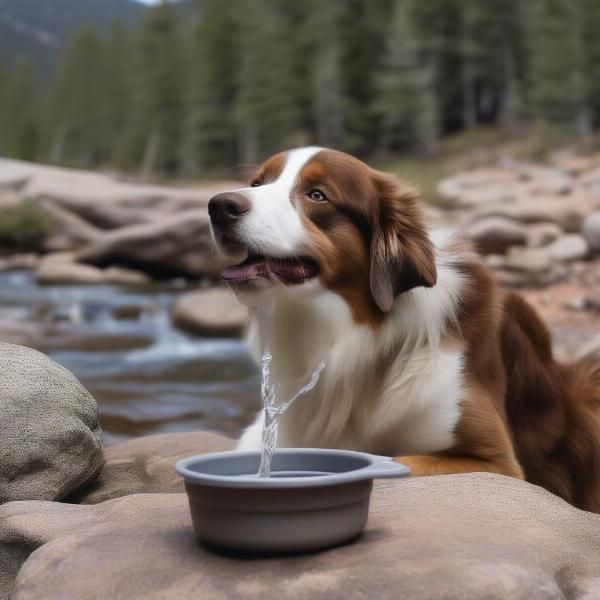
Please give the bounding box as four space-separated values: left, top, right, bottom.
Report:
221 256 267 281
221 255 319 284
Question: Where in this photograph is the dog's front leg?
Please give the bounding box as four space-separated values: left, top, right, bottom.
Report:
394 453 524 479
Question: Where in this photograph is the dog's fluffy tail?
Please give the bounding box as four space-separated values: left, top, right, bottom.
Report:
501 292 600 511
560 357 600 511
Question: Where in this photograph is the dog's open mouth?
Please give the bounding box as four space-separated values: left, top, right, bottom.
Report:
221 254 320 286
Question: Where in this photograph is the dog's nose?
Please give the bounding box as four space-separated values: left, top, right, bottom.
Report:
208 192 250 230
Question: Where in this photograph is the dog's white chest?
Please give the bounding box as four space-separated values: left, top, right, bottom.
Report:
236 258 466 456
370 348 464 455
265 344 465 456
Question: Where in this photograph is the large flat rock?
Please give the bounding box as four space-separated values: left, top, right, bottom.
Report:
76 210 224 278
71 431 234 504
172 288 249 338
3 474 600 599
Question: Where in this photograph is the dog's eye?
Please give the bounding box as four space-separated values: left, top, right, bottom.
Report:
251 181 262 187
308 189 327 202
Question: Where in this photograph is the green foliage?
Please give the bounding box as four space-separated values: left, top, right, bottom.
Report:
182 0 238 173
114 3 185 176
305 0 345 148
527 0 590 134
372 1 438 156
0 201 55 251
0 57 41 160
46 27 109 167
234 0 304 164
0 0 600 175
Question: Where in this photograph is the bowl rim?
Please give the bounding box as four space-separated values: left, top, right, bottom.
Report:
175 448 410 489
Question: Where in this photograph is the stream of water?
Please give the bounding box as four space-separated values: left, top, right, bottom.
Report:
0 271 260 444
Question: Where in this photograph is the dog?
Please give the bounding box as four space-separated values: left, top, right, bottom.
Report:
208 146 600 512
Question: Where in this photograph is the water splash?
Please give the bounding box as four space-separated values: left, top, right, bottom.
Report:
258 353 325 478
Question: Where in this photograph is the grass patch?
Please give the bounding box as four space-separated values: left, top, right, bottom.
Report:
0 200 55 251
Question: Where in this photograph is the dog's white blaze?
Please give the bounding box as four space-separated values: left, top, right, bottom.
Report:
237 230 466 456
237 146 323 256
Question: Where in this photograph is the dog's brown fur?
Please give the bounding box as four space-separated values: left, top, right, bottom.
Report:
243 148 600 512
298 151 600 512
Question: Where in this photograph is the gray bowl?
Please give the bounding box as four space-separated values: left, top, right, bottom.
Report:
175 448 410 554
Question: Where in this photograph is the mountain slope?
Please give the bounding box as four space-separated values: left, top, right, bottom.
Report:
0 0 145 78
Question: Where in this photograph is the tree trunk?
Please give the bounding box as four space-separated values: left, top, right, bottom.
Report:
241 120 258 166
462 58 478 129
142 123 159 178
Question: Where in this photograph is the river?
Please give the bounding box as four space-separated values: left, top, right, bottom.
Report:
0 271 260 445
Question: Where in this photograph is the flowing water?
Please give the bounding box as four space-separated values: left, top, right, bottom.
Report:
257 353 325 477
0 271 260 444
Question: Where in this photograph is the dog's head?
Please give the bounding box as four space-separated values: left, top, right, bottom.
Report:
209 147 436 324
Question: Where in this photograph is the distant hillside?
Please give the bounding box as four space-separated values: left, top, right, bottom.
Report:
0 0 145 78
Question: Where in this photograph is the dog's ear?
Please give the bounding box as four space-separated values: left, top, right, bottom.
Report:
369 171 437 312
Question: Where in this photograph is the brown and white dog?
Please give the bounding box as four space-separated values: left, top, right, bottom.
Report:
208 146 600 512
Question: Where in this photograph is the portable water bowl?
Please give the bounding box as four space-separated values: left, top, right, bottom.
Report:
176 448 410 554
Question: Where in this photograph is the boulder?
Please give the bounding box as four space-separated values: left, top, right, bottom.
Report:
498 247 568 287
36 261 105 285
546 234 589 263
36 251 76 266
3 474 600 600
38 199 101 252
476 199 584 233
555 155 596 176
172 288 249 337
0 343 103 503
576 334 600 361
71 431 234 504
515 164 573 195
0 254 39 272
464 216 528 255
0 157 221 211
103 266 151 287
505 247 553 274
582 212 600 253
436 169 521 208
526 222 564 248
580 166 600 195
77 210 223 278
47 196 156 230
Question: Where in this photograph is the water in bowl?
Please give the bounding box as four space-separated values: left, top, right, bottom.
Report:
257 353 325 477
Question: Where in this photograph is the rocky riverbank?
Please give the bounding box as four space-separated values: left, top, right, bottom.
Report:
2 156 600 598
1 345 600 599
0 271 257 444
2 155 600 359
436 152 600 358
0 157 242 280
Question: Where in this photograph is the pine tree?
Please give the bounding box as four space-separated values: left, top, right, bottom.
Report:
459 0 523 129
0 57 41 161
527 0 590 136
580 0 600 130
182 0 238 173
372 1 438 156
46 27 108 167
235 0 304 164
337 0 393 154
104 19 133 165
115 3 185 177
305 0 345 147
